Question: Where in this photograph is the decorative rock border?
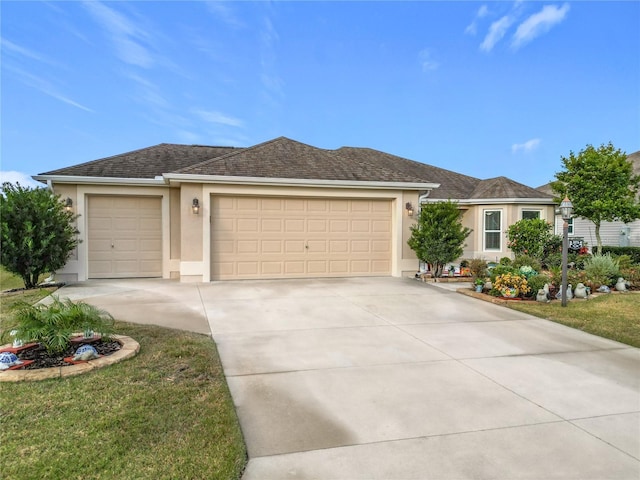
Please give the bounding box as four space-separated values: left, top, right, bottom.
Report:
0 334 139 382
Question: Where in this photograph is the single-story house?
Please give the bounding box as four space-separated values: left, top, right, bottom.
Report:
537 150 640 249
34 137 555 282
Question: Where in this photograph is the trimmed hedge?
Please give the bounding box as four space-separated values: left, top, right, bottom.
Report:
593 246 640 264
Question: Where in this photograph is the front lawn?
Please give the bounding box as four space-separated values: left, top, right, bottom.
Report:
0 287 247 479
507 293 640 348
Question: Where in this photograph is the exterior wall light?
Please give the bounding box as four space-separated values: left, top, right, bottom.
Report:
64 197 73 212
405 202 414 217
192 198 200 215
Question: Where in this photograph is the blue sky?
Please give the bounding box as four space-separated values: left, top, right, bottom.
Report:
2 1 638 189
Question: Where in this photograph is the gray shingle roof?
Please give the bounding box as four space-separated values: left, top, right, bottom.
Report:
39 143 239 178
470 176 550 199
38 136 553 201
176 137 428 183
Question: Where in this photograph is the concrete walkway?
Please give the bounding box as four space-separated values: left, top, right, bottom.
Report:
55 277 640 479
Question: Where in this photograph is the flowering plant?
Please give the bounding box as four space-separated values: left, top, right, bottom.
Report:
494 273 530 296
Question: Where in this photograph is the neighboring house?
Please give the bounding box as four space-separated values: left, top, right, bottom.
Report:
34 137 554 282
537 151 640 249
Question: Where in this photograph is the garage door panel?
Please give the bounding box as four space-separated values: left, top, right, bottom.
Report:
211 196 392 280
88 196 162 278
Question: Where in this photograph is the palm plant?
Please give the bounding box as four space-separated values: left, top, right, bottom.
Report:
1 296 114 354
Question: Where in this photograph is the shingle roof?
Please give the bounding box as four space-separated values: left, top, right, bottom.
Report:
176 137 428 183
39 143 239 178
38 136 553 201
470 176 550 199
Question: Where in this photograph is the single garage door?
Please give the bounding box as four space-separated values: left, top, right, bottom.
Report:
211 196 392 280
88 196 162 278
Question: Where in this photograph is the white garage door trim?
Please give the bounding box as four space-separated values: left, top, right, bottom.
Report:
210 195 392 280
87 195 163 278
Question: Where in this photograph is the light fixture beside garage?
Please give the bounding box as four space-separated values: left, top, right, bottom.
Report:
405 202 414 217
192 198 200 214
64 197 73 212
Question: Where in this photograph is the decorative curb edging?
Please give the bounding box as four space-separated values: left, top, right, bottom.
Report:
0 334 140 382
457 288 512 305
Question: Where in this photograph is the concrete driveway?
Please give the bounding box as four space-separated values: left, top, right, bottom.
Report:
56 277 639 479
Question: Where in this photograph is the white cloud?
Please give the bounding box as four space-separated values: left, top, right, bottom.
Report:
512 3 570 49
418 49 439 71
480 15 514 52
83 1 154 68
512 138 541 153
0 171 42 188
191 109 244 128
465 5 489 35
206 1 244 28
5 65 93 112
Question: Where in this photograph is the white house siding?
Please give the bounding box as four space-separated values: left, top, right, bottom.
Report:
554 217 640 249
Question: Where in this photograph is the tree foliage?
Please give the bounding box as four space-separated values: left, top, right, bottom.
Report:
551 143 640 251
506 218 553 258
408 200 472 277
0 183 79 289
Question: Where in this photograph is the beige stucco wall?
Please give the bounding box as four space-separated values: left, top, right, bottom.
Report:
49 184 79 283
400 190 420 276
465 203 556 263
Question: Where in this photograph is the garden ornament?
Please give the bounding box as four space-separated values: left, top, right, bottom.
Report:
555 284 573 300
574 283 589 299
543 283 550 296
0 351 23 370
615 278 628 292
9 329 23 348
597 285 611 293
536 289 550 303
73 344 99 361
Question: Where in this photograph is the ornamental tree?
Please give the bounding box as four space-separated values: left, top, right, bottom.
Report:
0 183 79 289
408 200 472 277
551 143 640 251
506 218 553 259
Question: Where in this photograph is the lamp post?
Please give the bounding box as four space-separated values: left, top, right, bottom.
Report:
560 196 574 307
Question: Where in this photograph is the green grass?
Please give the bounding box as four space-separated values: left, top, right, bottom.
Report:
0 272 247 479
508 293 640 348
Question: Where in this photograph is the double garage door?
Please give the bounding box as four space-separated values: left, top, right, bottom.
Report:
87 196 162 278
211 196 392 280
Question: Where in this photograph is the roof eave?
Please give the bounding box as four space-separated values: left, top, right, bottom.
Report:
164 173 440 190
32 175 167 186
422 197 555 205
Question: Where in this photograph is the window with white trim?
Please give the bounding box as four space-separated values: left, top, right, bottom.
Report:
567 217 574 235
521 210 541 220
484 210 501 250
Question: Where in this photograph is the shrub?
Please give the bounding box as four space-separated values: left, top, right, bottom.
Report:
489 265 518 283
583 253 620 287
499 257 512 266
542 252 563 269
525 274 551 298
468 258 488 280
593 246 640 264
506 218 554 258
512 255 542 273
0 183 79 289
1 296 114 354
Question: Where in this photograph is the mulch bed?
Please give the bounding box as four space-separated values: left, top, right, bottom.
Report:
14 340 121 369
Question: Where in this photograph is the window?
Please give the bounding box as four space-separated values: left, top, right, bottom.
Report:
484 210 501 250
567 217 574 235
522 210 541 220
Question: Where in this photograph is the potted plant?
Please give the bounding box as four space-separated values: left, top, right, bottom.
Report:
474 278 485 293
494 272 530 298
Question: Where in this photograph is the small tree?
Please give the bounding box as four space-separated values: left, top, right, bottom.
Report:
0 183 79 289
408 200 472 277
506 218 553 259
551 143 640 251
